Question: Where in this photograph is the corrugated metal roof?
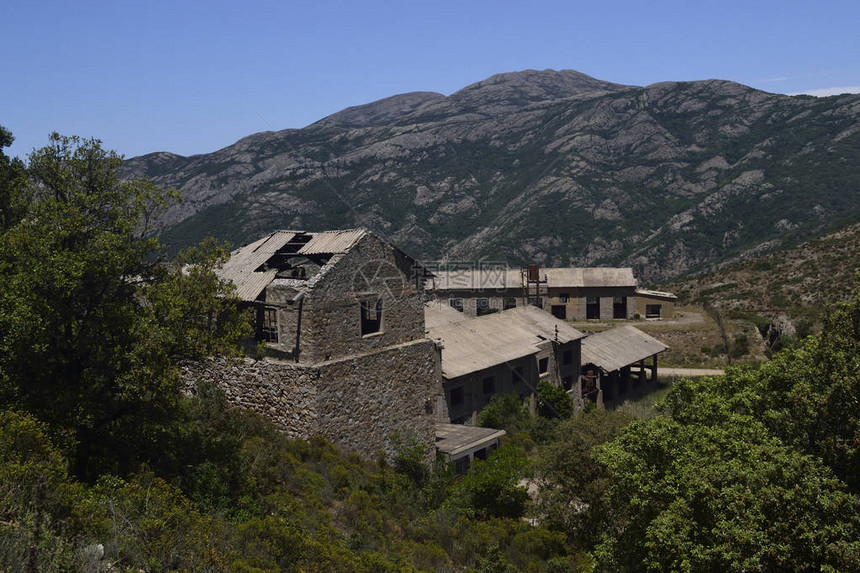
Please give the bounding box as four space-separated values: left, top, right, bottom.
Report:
428 266 637 291
231 269 277 302
216 229 367 302
635 288 678 300
298 229 366 254
427 306 585 379
435 423 506 456
426 268 518 291
581 325 668 373
545 267 637 288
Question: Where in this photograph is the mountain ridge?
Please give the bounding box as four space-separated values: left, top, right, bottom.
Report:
121 69 860 282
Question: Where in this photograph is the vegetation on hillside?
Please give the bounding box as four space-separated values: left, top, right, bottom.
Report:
669 222 860 322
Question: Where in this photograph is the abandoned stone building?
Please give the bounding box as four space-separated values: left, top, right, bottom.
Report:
183 228 673 464
426 303 587 423
427 266 676 320
183 229 444 459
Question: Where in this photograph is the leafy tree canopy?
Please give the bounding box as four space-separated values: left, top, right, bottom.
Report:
0 132 250 480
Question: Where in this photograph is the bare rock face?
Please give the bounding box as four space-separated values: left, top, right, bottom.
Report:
315 92 446 127
123 69 860 282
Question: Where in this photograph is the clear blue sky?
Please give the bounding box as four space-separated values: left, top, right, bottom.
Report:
3 0 858 160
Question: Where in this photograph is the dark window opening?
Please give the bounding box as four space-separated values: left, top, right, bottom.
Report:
261 306 279 343
586 296 600 319
551 304 567 319
360 299 382 335
476 298 495 316
512 366 525 386
562 349 573 366
474 448 488 460
559 293 570 303
504 297 517 310
603 379 614 401
539 357 549 375
613 297 627 319
562 375 574 390
454 456 470 476
482 376 495 395
450 298 464 312
646 304 662 318
450 386 464 407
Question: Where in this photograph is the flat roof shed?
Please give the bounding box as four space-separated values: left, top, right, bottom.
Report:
581 325 668 373
435 423 506 458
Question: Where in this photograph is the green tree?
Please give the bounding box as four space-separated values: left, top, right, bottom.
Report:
663 294 860 492
592 416 860 572
536 379 573 419
447 444 529 519
0 133 248 480
0 126 29 232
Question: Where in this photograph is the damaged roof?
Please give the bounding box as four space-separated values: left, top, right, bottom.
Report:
581 325 668 373
217 229 367 302
427 306 585 379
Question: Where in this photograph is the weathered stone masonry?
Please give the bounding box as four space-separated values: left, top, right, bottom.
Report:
182 338 440 459
182 229 444 460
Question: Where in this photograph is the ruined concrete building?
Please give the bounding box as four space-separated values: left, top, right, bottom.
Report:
427 266 676 320
183 229 444 459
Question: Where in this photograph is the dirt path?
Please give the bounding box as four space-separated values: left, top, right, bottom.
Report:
660 367 725 378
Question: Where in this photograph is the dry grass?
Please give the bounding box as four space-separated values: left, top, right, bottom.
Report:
570 307 766 369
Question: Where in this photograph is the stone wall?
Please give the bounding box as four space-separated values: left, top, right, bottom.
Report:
298 234 426 364
181 338 443 460
314 338 441 458
182 357 320 440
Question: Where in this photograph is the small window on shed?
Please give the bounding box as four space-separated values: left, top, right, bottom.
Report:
454 456 470 476
539 357 549 375
613 296 628 319
360 299 382 336
559 293 570 303
482 376 495 395
551 305 567 319
450 386 464 407
646 304 662 318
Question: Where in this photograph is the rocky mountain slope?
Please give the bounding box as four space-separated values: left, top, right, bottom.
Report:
122 69 860 282
668 222 860 318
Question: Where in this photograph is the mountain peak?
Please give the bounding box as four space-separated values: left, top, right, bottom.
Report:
450 68 634 106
